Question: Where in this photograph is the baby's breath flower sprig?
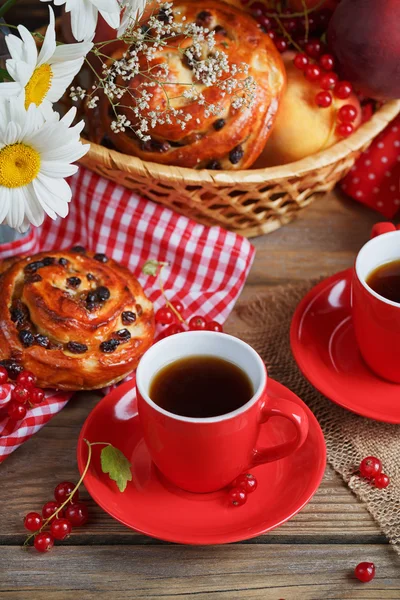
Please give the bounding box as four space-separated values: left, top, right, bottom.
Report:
72 1 256 143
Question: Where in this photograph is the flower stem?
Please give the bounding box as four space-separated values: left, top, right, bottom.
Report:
0 0 19 19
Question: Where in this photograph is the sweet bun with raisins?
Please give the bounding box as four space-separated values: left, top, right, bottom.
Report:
0 248 155 390
98 0 286 170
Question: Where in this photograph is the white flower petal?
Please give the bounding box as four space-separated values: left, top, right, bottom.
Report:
37 6 56 66
40 161 79 178
6 60 32 87
37 173 72 203
0 81 21 97
0 187 12 224
4 122 20 145
17 25 38 68
21 184 45 228
99 9 120 29
4 32 24 62
33 177 69 219
6 187 24 230
70 1 98 41
50 41 93 63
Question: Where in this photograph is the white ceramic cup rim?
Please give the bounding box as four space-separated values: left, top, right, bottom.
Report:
136 331 267 424
355 230 400 308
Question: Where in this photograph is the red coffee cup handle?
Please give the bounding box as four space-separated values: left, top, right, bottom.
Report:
250 396 309 467
370 222 398 239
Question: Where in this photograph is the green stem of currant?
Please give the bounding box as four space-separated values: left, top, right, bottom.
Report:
0 0 19 18
158 264 187 326
23 440 110 547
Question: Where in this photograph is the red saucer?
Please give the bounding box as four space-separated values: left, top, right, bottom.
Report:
291 269 400 424
77 378 326 545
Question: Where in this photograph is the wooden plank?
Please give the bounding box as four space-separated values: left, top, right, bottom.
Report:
1 544 399 599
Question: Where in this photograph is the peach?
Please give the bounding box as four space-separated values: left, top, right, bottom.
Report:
256 52 361 167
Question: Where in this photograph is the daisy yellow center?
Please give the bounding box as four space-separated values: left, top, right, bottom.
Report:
24 64 53 109
0 144 41 188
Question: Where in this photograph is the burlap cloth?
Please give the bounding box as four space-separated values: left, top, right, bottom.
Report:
227 281 400 554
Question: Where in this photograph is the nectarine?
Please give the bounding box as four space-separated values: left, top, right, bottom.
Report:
328 0 400 100
256 52 361 167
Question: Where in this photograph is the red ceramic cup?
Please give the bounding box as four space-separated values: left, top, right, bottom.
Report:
353 228 400 383
136 331 309 493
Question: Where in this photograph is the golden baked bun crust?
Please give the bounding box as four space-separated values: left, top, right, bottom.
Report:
0 249 155 390
99 1 286 170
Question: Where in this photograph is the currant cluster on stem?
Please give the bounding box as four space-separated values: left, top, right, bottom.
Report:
239 0 362 139
358 456 390 489
155 300 223 338
24 481 88 553
0 367 45 422
228 473 258 507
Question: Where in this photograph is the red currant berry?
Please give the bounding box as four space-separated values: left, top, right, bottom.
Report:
54 481 79 504
257 15 272 31
155 306 175 326
374 473 390 489
359 456 382 480
268 30 276 42
319 54 334 71
50 518 72 540
304 64 321 82
334 80 353 99
338 104 358 123
284 18 298 33
233 473 258 494
305 39 322 58
315 91 332 108
336 123 354 138
24 512 43 532
293 53 308 71
171 300 184 313
188 316 207 331
250 1 267 14
7 401 26 420
30 387 45 405
205 321 223 332
16 370 36 388
42 501 63 519
0 366 8 384
319 72 338 90
354 562 375 583
34 532 54 553
274 36 287 53
64 502 89 527
11 385 30 405
163 323 185 338
228 487 247 507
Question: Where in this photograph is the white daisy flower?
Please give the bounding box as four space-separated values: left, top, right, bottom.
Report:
0 97 89 232
0 7 92 114
40 0 121 42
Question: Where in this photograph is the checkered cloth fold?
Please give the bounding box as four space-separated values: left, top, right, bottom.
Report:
0 168 255 463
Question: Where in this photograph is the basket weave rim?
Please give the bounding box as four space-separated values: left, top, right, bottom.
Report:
82 99 400 184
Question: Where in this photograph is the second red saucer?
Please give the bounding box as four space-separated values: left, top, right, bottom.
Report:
291 269 400 424
77 377 325 545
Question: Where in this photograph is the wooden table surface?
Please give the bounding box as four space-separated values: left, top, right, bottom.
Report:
1 189 400 600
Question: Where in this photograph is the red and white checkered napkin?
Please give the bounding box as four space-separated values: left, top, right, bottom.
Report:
0 167 255 463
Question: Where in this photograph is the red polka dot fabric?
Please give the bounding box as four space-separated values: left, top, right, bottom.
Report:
341 116 400 218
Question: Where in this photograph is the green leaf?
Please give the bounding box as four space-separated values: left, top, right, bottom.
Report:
142 259 168 276
100 445 132 492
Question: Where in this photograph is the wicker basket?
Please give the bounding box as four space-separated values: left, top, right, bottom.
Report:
80 99 400 237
